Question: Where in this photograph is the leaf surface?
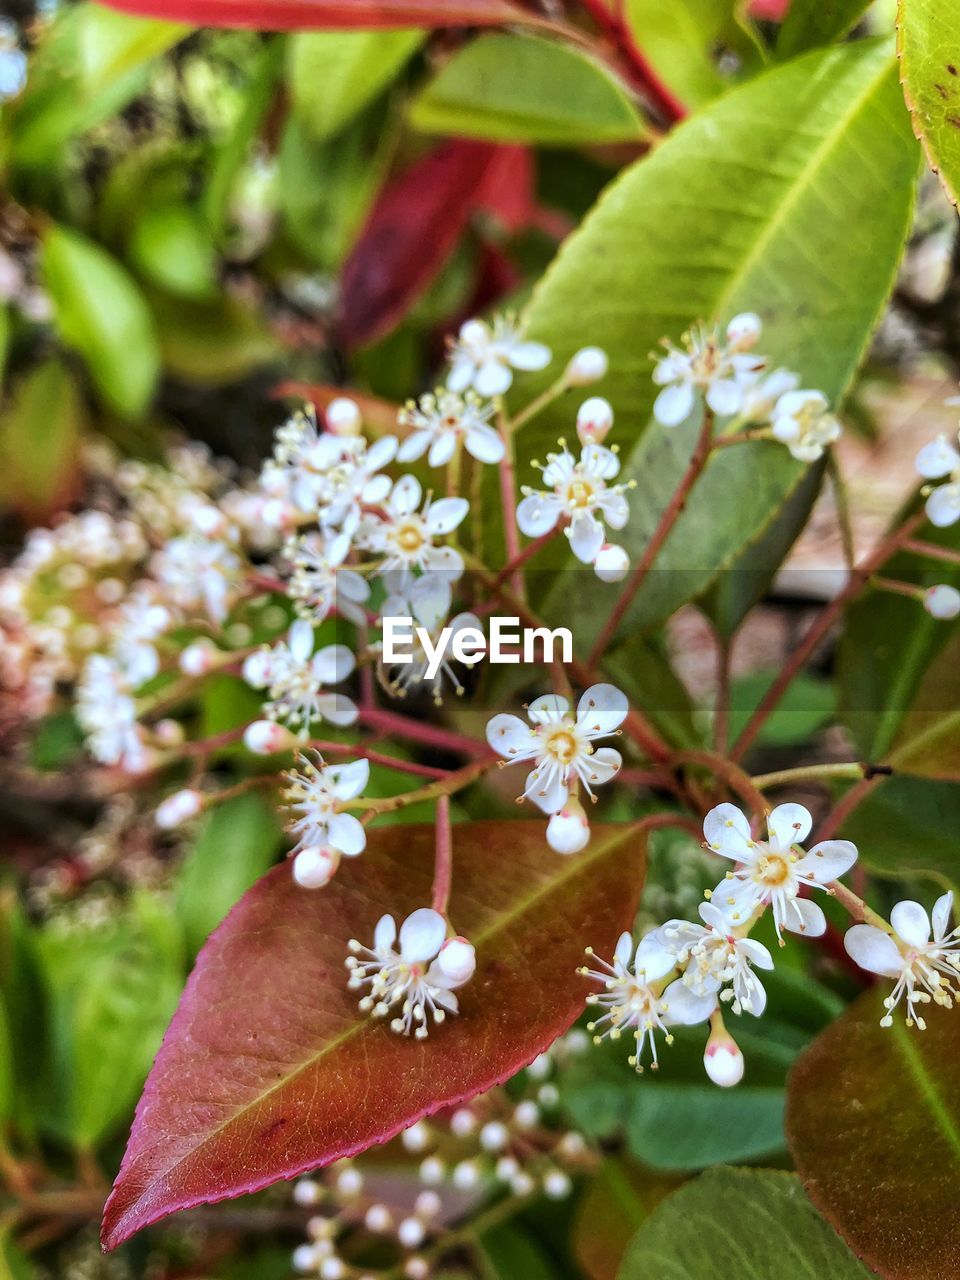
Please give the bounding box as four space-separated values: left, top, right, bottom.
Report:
898 0 960 205
102 820 644 1248
289 30 423 141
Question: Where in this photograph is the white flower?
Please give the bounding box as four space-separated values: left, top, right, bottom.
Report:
380 574 482 701
486 684 626 814
283 752 369 860
447 315 551 397
357 475 468 579
245 618 357 734
151 533 242 625
398 391 504 467
579 929 715 1071
346 908 475 1038
517 443 630 566
924 584 960 620
845 892 960 1029
770 389 841 462
76 655 148 771
659 902 774 1017
704 802 858 942
284 529 369 626
738 367 800 424
915 432 960 527
652 313 765 427
112 587 174 686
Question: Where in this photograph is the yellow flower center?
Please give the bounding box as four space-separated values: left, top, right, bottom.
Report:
567 478 595 507
544 727 580 765
394 521 426 553
754 852 791 887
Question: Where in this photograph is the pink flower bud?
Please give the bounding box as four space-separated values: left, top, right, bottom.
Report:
155 788 203 829
703 1028 744 1087
179 640 219 677
565 346 608 387
726 311 762 351
242 649 274 689
924 584 960 620
153 718 185 746
292 845 340 889
243 719 297 756
593 543 630 583
546 803 590 855
325 396 362 436
576 396 614 445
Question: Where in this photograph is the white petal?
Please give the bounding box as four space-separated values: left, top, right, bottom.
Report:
427 432 457 468
915 436 960 479
844 924 903 978
374 914 397 952
653 381 695 427
391 474 422 516
525 762 568 814
661 978 716 1026
366 436 398 470
327 811 366 857
705 378 743 417
509 339 551 371
288 618 315 664
739 937 775 970
422 545 465 577
785 898 826 937
426 497 469 536
569 512 605 565
528 693 569 724
891 900 931 948
465 423 505 464
576 683 628 735
331 758 370 800
711 875 762 928
399 908 447 963
703 803 753 861
337 570 369 604
486 713 539 759
933 891 954 942
766 802 812 850
598 491 629 530
926 483 960 527
316 693 358 726
795 839 858 884
746 980 767 1017
633 932 678 983
397 431 431 462
517 493 563 538
475 358 512 397
361 474 392 505
312 644 355 685
614 931 633 968
697 901 728 933
580 746 621 786
410 574 452 630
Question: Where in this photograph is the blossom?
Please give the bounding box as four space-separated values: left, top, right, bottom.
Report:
658 902 774 1017
380 574 483 701
398 390 504 467
486 685 626 814
447 315 551 397
76 654 149 771
652 313 765 427
357 475 468 579
579 930 715 1071
346 908 475 1038
704 802 858 942
284 529 369 625
151 533 242 625
244 618 357 734
112 587 175 686
770 389 841 462
845 892 960 1029
915 431 960 527
517 443 630 566
738 367 800 423
283 752 369 860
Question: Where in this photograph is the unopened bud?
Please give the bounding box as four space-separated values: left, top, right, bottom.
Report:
365 1203 393 1233
156 789 203 829
242 649 274 688
243 719 296 755
543 1168 572 1199
513 1100 539 1129
419 1155 445 1184
576 396 614 445
401 1121 431 1153
565 346 608 387
546 799 590 855
293 1244 320 1274
414 1190 441 1218
335 1165 363 1197
397 1217 425 1249
593 543 630 583
191 504 228 537
325 397 362 436
726 311 762 351
450 1107 476 1137
293 1177 321 1206
479 1121 508 1152
293 845 340 890
180 640 220 677
261 497 297 530
924 584 960 620
153 718 185 746
703 1027 744 1087
436 936 476 985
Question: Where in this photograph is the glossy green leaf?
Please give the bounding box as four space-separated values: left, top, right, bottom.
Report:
523 41 918 637
574 1159 680 1280
129 202 218 299
79 2 188 87
409 33 645 145
478 1224 556 1280
176 792 283 956
788 989 960 1280
289 30 423 142
843 774 960 887
887 629 960 778
727 670 836 748
42 224 160 417
150 289 281 384
0 360 85 521
624 0 762 108
0 892 48 1136
778 0 871 58
898 0 960 205
618 1168 873 1279
627 1082 786 1170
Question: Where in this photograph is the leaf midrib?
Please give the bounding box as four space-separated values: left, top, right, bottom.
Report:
892 1015 960 1164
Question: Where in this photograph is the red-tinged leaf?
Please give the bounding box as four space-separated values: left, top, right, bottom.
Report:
475 145 536 233
338 140 510 349
101 820 644 1249
787 988 960 1280
273 380 401 436
749 0 790 16
573 1159 680 1280
98 0 528 30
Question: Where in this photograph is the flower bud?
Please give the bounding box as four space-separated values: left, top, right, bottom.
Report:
365 1204 393 1232
398 1217 425 1249
179 640 220 677
419 1156 445 1184
436 936 476 985
260 497 297 530
293 1244 320 1273
243 719 297 756
325 396 362 436
703 1027 744 1087
401 1121 431 1152
156 788 203 830
593 543 630 583
154 718 185 746
513 1100 539 1129
924 584 960 620
546 800 590 855
293 845 340 890
191 504 228 538
543 1168 572 1199
335 1164 363 1196
480 1120 509 1151
242 649 274 689
450 1107 476 1137
495 1155 519 1181
293 1178 321 1206
452 1160 479 1190
405 1260 429 1280
726 311 762 351
565 346 608 387
415 1190 441 1218
576 396 614 445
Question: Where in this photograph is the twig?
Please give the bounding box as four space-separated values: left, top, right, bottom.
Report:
432 796 453 915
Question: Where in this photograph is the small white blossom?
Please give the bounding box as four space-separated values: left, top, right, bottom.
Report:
486 685 626 814
565 346 608 387
517 443 630 566
156 788 203 829
151 533 242 625
575 397 614 446
705 801 858 942
380 574 482 701
845 892 960 1029
738 367 800 423
658 902 774 1017
357 476 468 579
397 390 504 467
76 655 149 771
346 909 474 1038
245 618 357 734
112 588 174 686
915 431 960 527
652 314 765 427
447 315 551 397
770 389 841 462
284 529 369 626
924 584 960 619
283 752 369 865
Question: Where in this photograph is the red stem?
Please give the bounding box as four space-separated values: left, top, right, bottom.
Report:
578 0 686 124
307 738 450 779
491 522 564 589
357 706 493 760
432 795 453 914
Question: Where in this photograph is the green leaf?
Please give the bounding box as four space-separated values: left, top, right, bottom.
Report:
0 1230 36 1280
727 670 836 748
478 1224 556 1280
617 1167 873 1279
788 989 960 1280
523 41 918 636
624 0 762 109
573 1159 680 1280
886 631 960 779
129 202 218 299
409 33 645 145
897 0 960 205
176 792 283 956
843 774 960 888
150 289 281 385
79 2 188 87
0 891 49 1137
42 224 160 417
0 360 85 520
777 0 872 58
289 30 423 142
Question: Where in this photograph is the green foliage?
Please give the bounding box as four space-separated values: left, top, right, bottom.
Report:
128 203 218 299
289 30 424 141
624 0 762 107
897 0 960 205
477 1223 556 1280
777 0 873 58
844 774 960 887
0 361 84 519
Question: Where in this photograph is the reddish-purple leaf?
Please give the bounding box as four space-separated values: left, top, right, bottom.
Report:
787 988 960 1280
337 141 524 349
102 820 644 1250
99 0 529 30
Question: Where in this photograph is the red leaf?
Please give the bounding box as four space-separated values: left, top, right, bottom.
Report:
98 0 528 30
747 0 791 17
475 145 536 234
337 140 516 350
787 988 960 1280
273 381 401 436
101 820 644 1249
